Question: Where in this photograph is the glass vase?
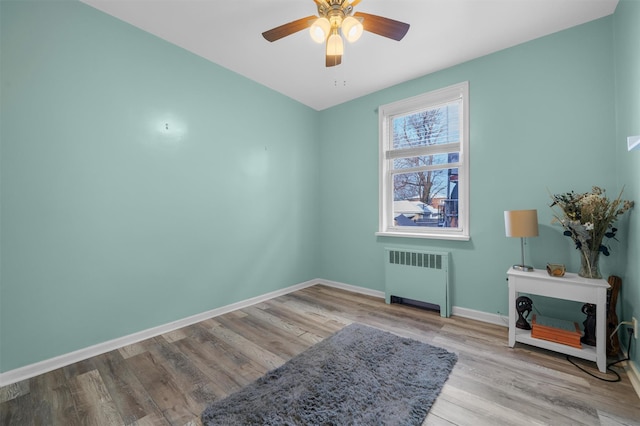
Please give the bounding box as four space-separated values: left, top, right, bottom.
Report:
578 247 602 279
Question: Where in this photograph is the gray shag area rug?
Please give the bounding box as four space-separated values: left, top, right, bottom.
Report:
201 323 457 425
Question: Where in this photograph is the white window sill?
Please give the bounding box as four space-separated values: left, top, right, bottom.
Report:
375 231 470 241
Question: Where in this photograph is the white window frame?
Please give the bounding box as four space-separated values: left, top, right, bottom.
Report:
377 81 470 241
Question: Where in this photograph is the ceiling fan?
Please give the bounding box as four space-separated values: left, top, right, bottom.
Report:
262 0 410 67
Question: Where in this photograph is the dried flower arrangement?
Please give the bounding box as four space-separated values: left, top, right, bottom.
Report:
550 186 634 278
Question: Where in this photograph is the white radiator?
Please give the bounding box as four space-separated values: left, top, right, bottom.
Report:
384 248 450 317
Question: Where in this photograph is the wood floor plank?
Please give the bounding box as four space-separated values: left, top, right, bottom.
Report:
118 341 148 360
22 367 82 426
428 394 548 426
422 408 458 426
185 323 265 387
126 351 201 425
214 310 311 358
2 284 639 425
436 382 550 425
0 392 54 426
145 336 217 407
69 369 124 426
241 305 325 345
171 337 241 399
63 358 97 381
269 293 351 328
161 328 189 344
205 319 287 371
598 409 640 426
445 365 598 425
91 351 159 424
0 380 29 404
128 412 171 426
259 298 343 337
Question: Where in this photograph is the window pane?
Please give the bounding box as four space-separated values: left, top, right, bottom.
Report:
392 152 459 170
392 101 460 149
392 167 459 228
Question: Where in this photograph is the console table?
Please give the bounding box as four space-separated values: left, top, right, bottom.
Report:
507 268 610 373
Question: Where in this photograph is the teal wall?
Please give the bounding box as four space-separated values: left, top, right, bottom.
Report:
1 0 637 375
0 1 319 372
319 16 619 320
613 0 640 372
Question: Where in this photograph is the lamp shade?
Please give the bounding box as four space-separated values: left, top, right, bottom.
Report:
342 16 363 42
309 17 330 43
326 32 344 56
504 209 539 238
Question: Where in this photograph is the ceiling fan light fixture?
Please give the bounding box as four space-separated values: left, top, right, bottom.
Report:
342 16 363 43
309 17 331 43
261 0 410 67
326 32 344 56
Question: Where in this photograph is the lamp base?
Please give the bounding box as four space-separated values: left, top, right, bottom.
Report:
512 264 534 272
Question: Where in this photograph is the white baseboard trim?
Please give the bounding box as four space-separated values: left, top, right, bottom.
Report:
321 279 510 328
628 360 640 399
451 306 509 328
0 279 320 387
318 279 386 299
622 349 640 400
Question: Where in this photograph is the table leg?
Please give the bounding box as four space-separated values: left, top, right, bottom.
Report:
508 277 516 347
596 290 607 373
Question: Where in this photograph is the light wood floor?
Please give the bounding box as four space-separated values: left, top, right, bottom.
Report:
1 284 640 425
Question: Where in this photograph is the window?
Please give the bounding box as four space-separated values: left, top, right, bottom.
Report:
377 82 469 240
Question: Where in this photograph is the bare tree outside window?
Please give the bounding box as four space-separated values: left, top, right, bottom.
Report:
392 108 448 205
390 105 459 228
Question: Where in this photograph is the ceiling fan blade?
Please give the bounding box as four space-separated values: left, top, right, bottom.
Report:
326 54 342 67
353 12 410 41
262 15 316 42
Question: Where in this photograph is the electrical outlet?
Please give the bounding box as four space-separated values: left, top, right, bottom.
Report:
633 317 638 339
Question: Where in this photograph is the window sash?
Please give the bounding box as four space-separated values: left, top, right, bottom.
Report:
385 142 460 161
390 100 462 150
388 161 460 175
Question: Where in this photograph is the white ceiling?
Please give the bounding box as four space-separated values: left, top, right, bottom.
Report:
79 0 618 111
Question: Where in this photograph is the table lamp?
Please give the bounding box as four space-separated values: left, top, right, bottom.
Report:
504 209 539 272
